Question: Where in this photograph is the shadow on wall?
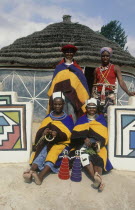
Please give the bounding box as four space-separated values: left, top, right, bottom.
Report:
84 67 95 96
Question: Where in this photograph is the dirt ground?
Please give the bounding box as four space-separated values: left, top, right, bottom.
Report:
0 164 135 210
0 122 135 210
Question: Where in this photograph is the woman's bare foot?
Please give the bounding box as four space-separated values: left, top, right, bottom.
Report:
32 172 42 185
98 182 105 192
93 172 105 192
23 169 33 183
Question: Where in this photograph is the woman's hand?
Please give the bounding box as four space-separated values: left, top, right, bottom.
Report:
84 138 91 147
51 131 57 138
128 91 135 96
42 128 50 136
94 141 101 152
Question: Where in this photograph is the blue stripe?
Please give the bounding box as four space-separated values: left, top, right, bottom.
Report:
45 114 74 132
106 159 113 171
61 115 74 131
44 114 50 119
75 114 88 126
75 114 107 127
69 64 89 94
96 114 107 127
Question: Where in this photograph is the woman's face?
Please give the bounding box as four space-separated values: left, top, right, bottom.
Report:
101 51 110 66
64 49 75 61
86 103 97 116
53 98 64 114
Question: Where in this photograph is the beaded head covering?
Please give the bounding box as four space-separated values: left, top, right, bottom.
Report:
52 91 65 100
100 47 113 56
85 98 97 106
51 92 66 120
61 44 78 53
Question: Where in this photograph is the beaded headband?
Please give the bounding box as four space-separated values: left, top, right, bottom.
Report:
85 98 97 106
52 91 65 100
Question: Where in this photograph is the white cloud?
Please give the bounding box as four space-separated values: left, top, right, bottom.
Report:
0 18 46 49
126 36 135 57
0 1 104 49
0 0 134 60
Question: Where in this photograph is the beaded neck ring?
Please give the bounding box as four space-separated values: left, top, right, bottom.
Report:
87 113 98 122
50 111 67 121
100 63 111 72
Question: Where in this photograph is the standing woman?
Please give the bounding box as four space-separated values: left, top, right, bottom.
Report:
23 91 74 185
92 47 135 114
47 44 90 122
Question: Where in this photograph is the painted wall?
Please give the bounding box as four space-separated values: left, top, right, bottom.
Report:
108 96 135 171
0 68 53 122
0 91 33 163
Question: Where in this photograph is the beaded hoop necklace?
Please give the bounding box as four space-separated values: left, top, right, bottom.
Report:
50 111 67 121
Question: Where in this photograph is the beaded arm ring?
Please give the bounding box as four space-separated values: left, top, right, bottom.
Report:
44 135 55 142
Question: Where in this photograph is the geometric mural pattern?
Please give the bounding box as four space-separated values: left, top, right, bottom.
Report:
115 109 135 158
117 74 135 105
0 105 26 151
0 95 12 105
0 90 33 163
0 69 52 121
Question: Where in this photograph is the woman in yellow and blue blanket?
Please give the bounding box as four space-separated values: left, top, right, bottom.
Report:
23 92 74 185
47 44 90 122
70 98 112 191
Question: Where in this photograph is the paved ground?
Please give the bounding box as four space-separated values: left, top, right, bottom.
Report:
0 163 135 210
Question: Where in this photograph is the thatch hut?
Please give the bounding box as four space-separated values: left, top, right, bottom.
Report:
0 15 135 121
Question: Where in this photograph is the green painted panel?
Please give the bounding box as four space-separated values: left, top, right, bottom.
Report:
3 112 20 124
13 138 21 149
0 96 11 104
0 126 3 134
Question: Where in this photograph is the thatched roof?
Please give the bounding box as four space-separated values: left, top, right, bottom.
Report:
0 15 135 68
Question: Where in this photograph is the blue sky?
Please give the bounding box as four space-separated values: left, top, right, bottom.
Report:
0 0 135 56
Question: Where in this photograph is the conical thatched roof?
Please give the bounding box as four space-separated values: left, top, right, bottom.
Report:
0 15 135 68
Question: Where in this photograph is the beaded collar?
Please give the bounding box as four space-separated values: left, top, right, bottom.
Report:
50 111 67 121
100 64 111 72
87 114 98 121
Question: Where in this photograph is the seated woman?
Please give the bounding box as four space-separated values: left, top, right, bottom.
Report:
23 91 74 185
70 98 112 191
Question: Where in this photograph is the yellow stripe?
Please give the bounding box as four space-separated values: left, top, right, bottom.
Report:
73 121 108 145
29 151 36 164
39 116 53 129
48 69 70 96
73 122 89 132
46 144 66 164
38 116 71 145
73 121 108 139
51 120 71 144
98 147 107 170
73 120 108 170
48 70 89 103
81 103 87 112
69 71 89 102
89 120 108 145
52 121 71 137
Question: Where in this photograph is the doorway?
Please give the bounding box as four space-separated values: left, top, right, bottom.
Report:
84 66 95 96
